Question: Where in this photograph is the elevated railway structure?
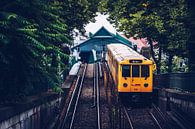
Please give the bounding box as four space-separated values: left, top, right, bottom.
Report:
1 41 195 129
56 36 195 129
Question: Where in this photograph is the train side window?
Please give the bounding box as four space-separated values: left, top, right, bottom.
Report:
122 65 130 77
132 65 140 77
141 65 149 77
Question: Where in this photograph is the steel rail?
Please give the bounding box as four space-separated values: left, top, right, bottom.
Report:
96 63 101 129
123 106 134 129
61 76 81 129
149 112 163 129
69 64 88 129
152 104 166 122
92 63 96 107
98 62 102 78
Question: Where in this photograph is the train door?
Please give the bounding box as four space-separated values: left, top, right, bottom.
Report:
130 65 141 92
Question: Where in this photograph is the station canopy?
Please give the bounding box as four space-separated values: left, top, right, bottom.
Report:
72 26 132 52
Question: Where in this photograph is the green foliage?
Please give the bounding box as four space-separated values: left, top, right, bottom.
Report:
0 0 99 102
161 56 188 73
100 0 190 73
52 85 63 93
60 0 99 33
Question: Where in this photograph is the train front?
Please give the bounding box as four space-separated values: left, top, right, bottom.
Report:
118 59 156 102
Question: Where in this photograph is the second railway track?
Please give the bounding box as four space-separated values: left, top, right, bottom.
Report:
73 63 102 129
60 63 103 129
60 63 88 129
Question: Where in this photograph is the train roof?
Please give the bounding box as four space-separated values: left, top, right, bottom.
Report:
107 43 152 63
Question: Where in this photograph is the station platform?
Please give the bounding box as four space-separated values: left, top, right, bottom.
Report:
61 62 81 89
61 76 75 89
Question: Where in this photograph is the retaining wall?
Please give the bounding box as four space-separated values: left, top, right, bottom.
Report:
157 88 195 126
0 93 61 129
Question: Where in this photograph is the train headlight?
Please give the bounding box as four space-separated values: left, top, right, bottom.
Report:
144 83 148 87
123 83 128 87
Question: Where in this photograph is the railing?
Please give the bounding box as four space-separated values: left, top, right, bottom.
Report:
154 72 195 92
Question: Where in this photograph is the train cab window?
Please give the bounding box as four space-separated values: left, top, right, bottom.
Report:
122 65 130 77
141 65 149 77
132 65 140 77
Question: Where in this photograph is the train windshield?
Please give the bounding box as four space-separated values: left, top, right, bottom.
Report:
141 65 150 77
122 65 130 77
132 65 140 77
122 65 150 78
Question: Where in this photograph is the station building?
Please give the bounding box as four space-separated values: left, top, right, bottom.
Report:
71 27 132 63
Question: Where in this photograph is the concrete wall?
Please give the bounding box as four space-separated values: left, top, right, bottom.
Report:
157 88 195 124
0 94 61 129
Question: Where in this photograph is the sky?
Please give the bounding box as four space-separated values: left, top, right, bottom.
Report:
84 13 116 34
74 13 117 45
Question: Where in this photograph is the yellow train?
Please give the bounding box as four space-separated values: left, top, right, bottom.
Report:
107 44 156 101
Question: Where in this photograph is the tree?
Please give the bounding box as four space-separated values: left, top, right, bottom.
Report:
99 0 190 73
0 0 99 102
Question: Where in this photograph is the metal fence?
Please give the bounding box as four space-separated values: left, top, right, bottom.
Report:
154 72 195 92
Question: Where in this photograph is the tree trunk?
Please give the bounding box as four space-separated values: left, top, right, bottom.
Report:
147 38 160 73
168 55 173 73
157 46 162 74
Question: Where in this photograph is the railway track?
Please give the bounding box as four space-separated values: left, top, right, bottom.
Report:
73 63 102 129
60 64 87 129
58 63 103 129
122 104 163 129
102 62 164 129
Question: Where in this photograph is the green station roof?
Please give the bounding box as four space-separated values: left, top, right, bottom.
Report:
72 26 132 51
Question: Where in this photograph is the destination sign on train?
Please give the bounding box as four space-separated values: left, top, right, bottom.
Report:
129 60 143 63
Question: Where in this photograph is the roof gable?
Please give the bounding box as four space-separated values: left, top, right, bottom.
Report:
115 33 132 45
71 26 133 50
92 26 113 38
